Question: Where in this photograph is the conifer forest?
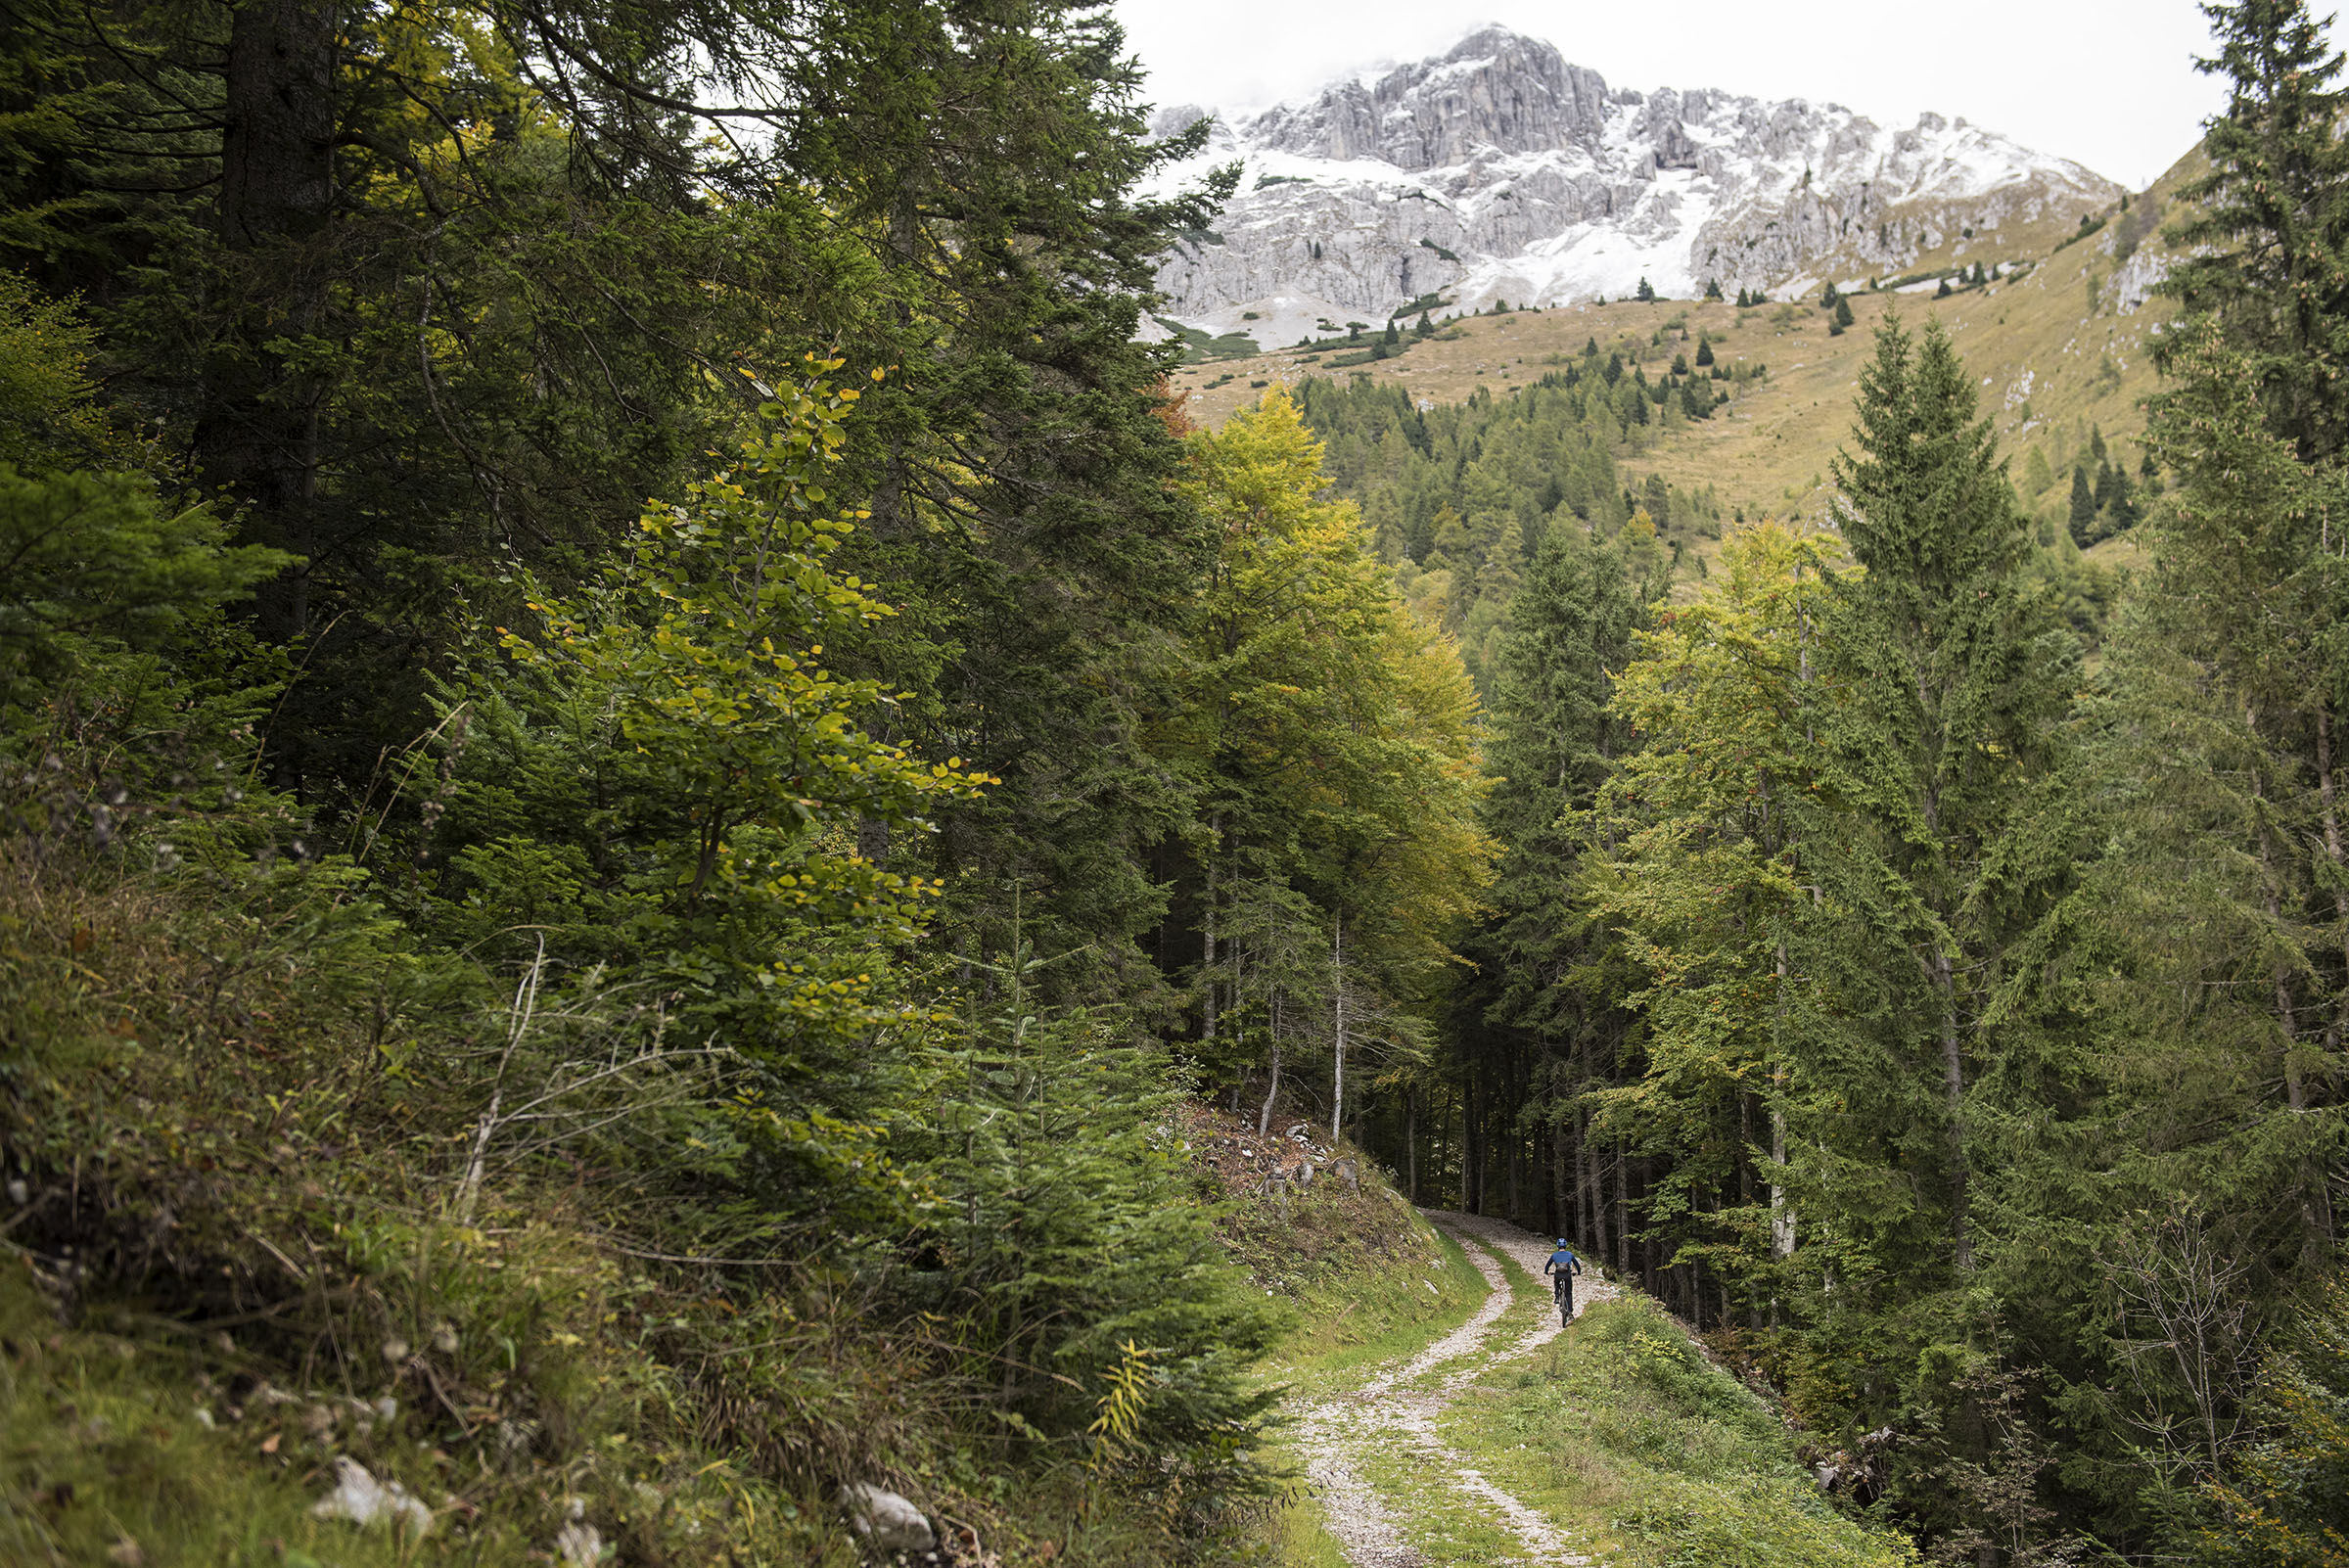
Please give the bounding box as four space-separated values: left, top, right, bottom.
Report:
2 1 2347 1564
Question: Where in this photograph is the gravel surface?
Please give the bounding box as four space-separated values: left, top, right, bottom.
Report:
1289 1211 1620 1567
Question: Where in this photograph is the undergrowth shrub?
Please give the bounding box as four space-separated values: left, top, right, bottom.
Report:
0 362 1287 1567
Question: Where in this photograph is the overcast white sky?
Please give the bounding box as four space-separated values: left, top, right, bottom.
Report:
1107 0 2242 191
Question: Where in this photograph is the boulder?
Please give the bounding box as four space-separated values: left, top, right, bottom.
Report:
841 1483 934 1554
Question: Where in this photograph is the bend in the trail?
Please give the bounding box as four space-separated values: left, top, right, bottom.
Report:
1292 1210 1619 1567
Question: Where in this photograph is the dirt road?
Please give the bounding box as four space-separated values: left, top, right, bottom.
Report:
1291 1212 1621 1567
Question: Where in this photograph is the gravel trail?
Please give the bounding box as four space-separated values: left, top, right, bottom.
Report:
1289 1212 1619 1567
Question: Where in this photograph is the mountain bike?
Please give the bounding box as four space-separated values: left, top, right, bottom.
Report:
1552 1269 1574 1327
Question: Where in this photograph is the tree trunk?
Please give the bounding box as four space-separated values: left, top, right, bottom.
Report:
1934 946 1972 1270
2252 757 2326 1252
2321 700 2349 1057
202 0 340 656
1201 818 1221 1044
1505 1046 1521 1224
1463 1066 1483 1216
1613 1140 1630 1277
1330 917 1346 1145
1405 1086 1418 1204
1583 1116 1609 1264
1257 995 1282 1138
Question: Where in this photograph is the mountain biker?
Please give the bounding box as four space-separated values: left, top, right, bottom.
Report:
1543 1239 1583 1324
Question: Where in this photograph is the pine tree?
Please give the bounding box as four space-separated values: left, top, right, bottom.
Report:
1833 295 1856 332
1735 286 1752 307
1695 337 1716 367
1704 277 1724 300
1635 277 1657 302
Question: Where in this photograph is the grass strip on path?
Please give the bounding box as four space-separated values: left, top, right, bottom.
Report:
1436 1294 1920 1568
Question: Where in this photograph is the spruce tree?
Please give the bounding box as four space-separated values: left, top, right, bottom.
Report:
1819 314 2072 1281
2068 466 2098 542
1455 523 1651 1230
1704 276 1724 300
1695 337 1716 367
1635 276 1657 302
2164 0 2349 462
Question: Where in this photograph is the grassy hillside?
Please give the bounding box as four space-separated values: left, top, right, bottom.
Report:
1174 145 2204 585
0 843 1310 1568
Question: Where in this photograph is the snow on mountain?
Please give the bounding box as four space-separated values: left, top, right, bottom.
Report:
1145 26 2120 347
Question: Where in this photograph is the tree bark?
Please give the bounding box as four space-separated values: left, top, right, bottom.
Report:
1257 993 1282 1138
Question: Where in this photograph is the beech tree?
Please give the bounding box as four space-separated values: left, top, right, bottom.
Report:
1175 389 1491 1132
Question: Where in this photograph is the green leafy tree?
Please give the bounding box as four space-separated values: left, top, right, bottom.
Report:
2202 1274 2349 1565
1593 522 1847 1303
1174 389 1492 1130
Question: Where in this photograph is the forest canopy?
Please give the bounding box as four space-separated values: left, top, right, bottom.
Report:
1 0 2346 1563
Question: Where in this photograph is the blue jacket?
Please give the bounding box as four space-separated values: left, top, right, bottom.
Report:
1544 1246 1581 1277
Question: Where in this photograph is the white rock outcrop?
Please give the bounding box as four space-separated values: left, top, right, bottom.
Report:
841 1483 934 1554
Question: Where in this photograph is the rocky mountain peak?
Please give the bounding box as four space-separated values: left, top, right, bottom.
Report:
1144 26 2121 351
1244 26 1609 169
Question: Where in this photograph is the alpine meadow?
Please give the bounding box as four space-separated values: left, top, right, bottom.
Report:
1 2 2345 1566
